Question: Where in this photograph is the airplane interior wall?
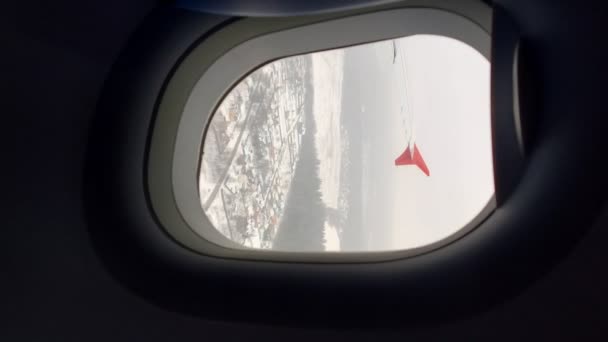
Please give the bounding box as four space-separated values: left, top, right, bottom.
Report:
2 0 608 340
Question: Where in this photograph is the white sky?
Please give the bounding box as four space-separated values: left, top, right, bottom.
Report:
312 35 493 251
386 35 493 249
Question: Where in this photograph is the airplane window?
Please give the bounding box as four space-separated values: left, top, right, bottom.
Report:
198 34 493 252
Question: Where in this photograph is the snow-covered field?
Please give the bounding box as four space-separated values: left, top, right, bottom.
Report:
199 59 307 248
311 50 345 251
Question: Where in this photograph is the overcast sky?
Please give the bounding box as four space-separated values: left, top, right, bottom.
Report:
314 35 493 251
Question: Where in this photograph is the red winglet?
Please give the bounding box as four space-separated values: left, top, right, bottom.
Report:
395 143 430 176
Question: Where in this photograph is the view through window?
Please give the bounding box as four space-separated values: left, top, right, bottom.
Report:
198 35 494 252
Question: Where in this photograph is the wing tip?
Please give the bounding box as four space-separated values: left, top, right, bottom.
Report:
413 143 430 176
395 144 430 176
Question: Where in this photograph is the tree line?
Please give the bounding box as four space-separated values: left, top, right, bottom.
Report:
272 56 327 251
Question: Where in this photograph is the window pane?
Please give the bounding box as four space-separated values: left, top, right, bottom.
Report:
198 35 493 252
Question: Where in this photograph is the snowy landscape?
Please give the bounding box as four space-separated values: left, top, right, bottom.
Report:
199 56 309 249
199 49 347 251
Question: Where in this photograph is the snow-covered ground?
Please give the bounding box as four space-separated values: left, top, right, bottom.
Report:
311 50 345 251
199 59 307 248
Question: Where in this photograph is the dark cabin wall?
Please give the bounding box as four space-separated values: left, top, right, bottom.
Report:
2 0 608 340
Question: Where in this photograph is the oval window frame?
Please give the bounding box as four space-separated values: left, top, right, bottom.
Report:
147 3 496 262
